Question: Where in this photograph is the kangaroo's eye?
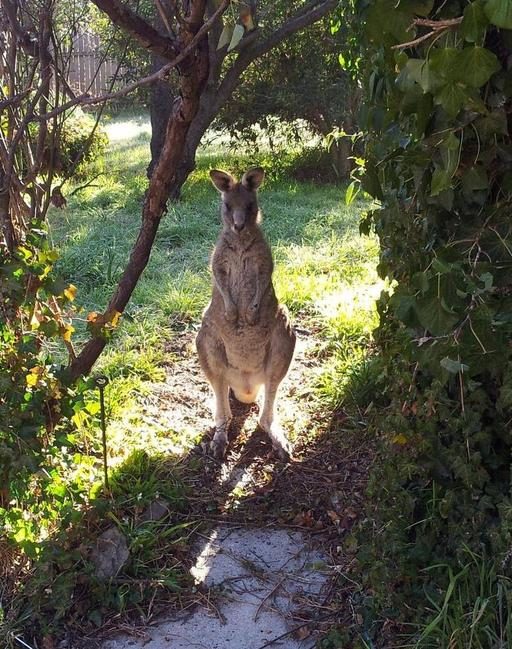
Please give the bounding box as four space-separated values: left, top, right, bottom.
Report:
224 203 232 211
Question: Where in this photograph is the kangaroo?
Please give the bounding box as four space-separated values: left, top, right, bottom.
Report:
196 167 296 461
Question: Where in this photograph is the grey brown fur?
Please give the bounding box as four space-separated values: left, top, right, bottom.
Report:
196 167 296 461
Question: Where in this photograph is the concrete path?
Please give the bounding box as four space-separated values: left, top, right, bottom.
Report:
103 526 330 649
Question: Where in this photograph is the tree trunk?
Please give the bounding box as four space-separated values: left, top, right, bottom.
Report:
147 2 176 179
148 58 175 178
0 171 15 253
330 137 353 180
69 32 210 380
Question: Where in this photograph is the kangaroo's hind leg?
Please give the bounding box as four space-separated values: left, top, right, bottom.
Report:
196 325 232 459
259 310 296 461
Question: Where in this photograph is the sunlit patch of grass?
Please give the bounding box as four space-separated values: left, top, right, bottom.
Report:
315 282 383 411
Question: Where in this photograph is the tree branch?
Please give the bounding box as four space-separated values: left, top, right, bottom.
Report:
2 0 38 57
213 0 337 114
391 16 463 50
89 0 178 60
247 0 337 60
34 0 229 121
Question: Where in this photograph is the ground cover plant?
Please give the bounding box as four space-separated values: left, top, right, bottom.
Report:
1 111 380 647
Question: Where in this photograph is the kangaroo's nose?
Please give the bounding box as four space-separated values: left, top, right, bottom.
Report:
234 223 245 232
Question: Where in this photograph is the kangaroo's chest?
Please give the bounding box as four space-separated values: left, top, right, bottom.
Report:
226 251 259 294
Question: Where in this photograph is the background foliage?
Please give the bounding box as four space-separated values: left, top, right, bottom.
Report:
353 0 512 643
214 13 358 179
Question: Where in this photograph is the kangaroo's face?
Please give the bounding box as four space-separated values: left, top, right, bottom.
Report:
210 168 265 234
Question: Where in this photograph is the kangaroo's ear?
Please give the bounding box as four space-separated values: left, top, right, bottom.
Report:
241 167 265 191
210 169 235 193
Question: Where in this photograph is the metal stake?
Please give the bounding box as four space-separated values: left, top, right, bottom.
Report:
94 375 110 491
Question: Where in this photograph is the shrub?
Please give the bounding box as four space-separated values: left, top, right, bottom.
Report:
349 0 512 643
53 109 109 179
285 145 342 184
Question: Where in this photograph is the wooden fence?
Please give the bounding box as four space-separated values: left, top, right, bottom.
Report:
68 32 121 96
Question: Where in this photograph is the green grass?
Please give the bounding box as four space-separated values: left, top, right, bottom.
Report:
412 549 512 648
49 110 380 457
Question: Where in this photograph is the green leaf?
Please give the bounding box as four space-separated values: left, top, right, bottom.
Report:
415 295 459 335
429 48 463 82
435 83 466 118
362 163 384 200
217 25 233 50
462 166 488 193
440 357 469 373
457 47 500 88
345 180 360 205
485 0 512 29
476 110 509 140
431 168 452 196
440 135 460 176
498 383 512 409
462 2 489 42
435 188 454 211
227 24 245 52
406 59 443 93
409 0 434 16
480 272 493 290
366 0 411 44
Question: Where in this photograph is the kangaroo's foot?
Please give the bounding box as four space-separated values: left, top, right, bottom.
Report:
210 420 231 460
259 418 292 462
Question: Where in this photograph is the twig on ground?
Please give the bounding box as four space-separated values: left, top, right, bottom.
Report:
255 612 335 649
254 577 286 621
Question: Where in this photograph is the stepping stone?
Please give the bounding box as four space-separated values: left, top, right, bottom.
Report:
103 526 330 649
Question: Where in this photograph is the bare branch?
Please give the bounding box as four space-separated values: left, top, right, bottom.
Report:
0 88 34 111
391 16 462 50
246 0 337 60
2 0 38 57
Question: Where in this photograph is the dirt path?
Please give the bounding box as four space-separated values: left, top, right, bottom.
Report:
101 322 372 648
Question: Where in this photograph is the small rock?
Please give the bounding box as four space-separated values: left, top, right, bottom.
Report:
91 526 129 579
139 498 170 522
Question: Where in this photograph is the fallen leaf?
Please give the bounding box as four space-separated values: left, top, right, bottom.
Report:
292 509 315 527
327 510 341 524
295 625 311 640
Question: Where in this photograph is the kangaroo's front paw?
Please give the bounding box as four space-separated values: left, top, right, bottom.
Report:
245 303 260 325
225 302 238 323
